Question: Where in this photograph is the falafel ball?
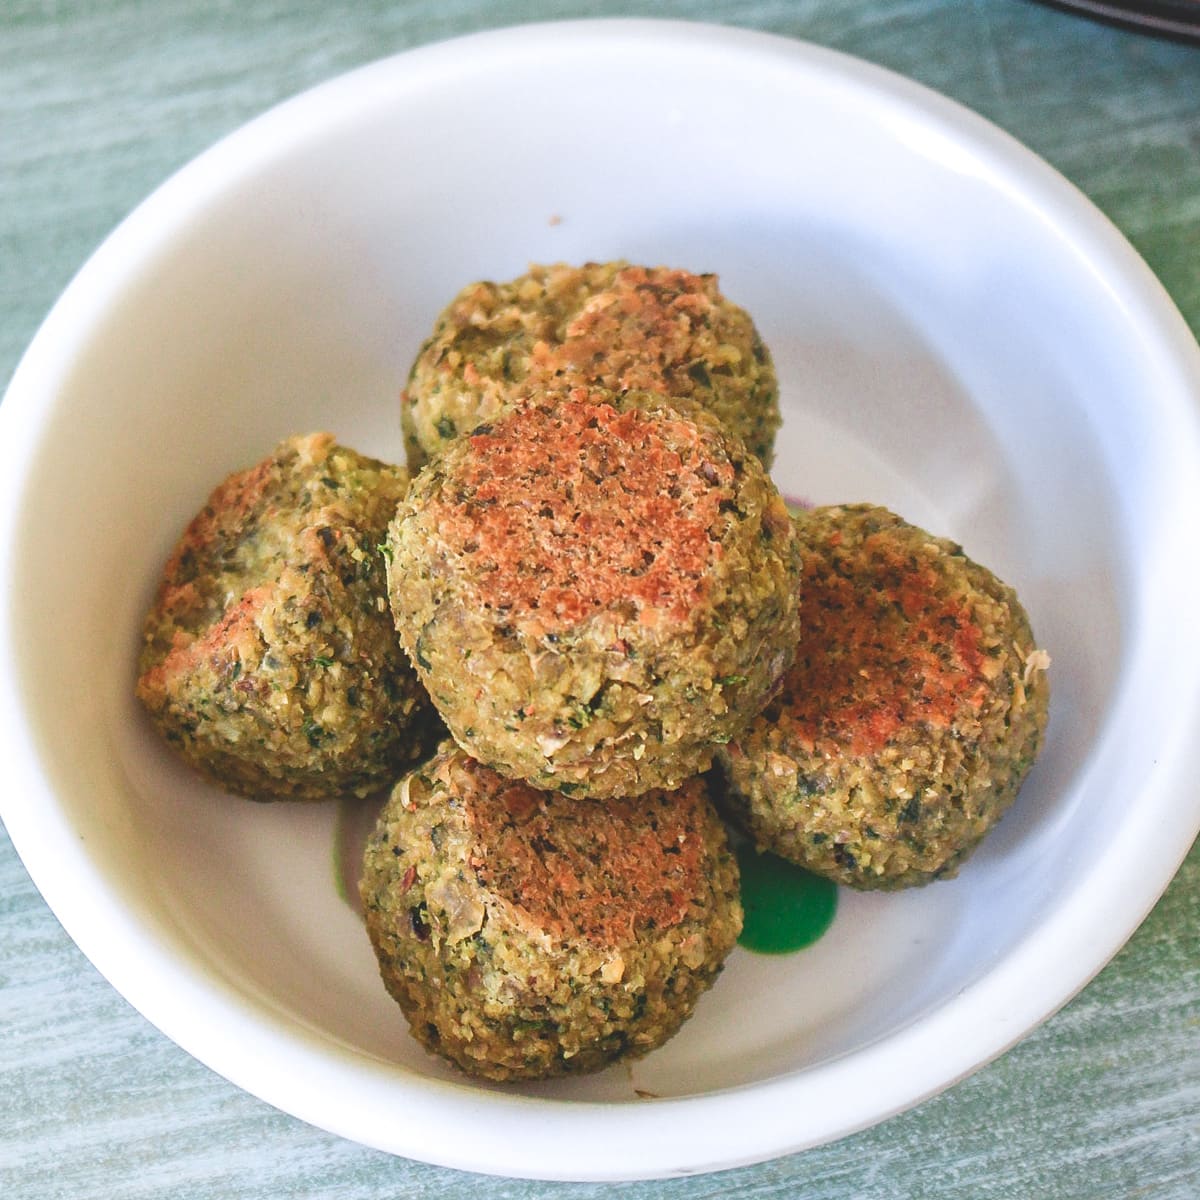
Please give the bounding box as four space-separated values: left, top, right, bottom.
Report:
359 742 742 1081
136 433 437 802
386 388 801 799
716 504 1050 889
401 261 780 470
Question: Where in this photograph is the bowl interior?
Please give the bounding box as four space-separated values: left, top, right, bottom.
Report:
4 21 1200 1178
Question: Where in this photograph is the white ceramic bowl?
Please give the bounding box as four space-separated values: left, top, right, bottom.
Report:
3 19 1200 1182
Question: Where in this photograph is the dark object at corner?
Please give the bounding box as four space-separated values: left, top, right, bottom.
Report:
1032 0 1200 43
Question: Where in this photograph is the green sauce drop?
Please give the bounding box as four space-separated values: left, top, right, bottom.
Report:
736 843 837 954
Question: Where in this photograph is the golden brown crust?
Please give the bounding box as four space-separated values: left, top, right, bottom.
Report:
401 261 779 469
421 391 732 633
387 389 801 799
359 743 742 1080
449 754 708 946
136 433 437 802
717 505 1050 889
781 513 999 758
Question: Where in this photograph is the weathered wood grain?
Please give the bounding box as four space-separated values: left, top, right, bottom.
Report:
2 2 1198 1197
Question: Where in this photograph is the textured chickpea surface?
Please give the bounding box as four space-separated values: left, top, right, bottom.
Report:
137 433 436 801
387 389 801 799
359 743 742 1081
717 504 1050 889
402 261 780 469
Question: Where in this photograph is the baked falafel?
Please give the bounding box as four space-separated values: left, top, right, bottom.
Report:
359 742 742 1081
386 388 801 799
401 261 780 469
716 504 1050 889
136 433 436 802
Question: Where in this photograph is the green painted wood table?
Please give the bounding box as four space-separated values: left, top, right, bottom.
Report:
3 2 1199 1196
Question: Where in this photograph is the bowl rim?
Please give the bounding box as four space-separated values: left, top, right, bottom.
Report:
3 17 1200 1182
